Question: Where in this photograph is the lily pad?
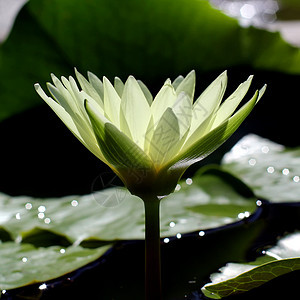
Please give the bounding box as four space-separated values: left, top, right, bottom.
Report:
0 242 111 290
222 134 300 202
0 168 257 245
202 232 300 299
1 0 300 123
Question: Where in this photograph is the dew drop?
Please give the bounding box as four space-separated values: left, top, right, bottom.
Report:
238 212 245 219
261 146 269 153
256 200 262 206
244 211 250 218
176 233 182 239
169 221 175 228
22 257 28 263
199 231 205 237
60 248 66 254
186 178 193 185
15 236 22 243
293 176 300 183
248 158 256 166
282 168 289 176
175 184 181 192
38 213 45 219
163 238 170 244
38 206 46 213
44 218 51 224
267 166 275 174
15 213 21 220
25 203 32 210
71 200 79 207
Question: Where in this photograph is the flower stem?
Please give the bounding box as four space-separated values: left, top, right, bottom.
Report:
142 195 162 300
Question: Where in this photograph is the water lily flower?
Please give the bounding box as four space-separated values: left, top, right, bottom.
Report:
34 70 265 197
35 69 266 300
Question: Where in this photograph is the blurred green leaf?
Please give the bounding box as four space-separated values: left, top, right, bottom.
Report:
1 0 300 122
0 242 111 290
0 168 256 245
202 232 300 299
222 134 300 202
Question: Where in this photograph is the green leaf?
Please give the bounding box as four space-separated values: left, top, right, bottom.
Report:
1 0 300 123
0 167 257 244
202 232 300 299
0 242 111 290
222 134 300 202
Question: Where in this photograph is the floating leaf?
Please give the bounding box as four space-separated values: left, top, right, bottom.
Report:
0 168 256 245
0 242 111 290
1 0 300 122
202 232 300 299
222 134 300 202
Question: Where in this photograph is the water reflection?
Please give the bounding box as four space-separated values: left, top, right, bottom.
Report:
175 184 181 192
176 233 182 239
256 200 262 206
199 231 205 237
210 0 279 27
39 283 47 290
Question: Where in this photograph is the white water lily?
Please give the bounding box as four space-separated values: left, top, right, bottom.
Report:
35 70 265 197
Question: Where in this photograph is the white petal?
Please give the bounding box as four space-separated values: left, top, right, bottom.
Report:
189 71 227 136
75 69 103 107
34 83 104 161
172 75 184 89
149 108 180 166
175 70 196 100
121 76 151 148
151 79 177 126
103 77 121 128
172 92 193 139
114 77 124 98
138 80 153 105
211 75 253 129
87 71 104 104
